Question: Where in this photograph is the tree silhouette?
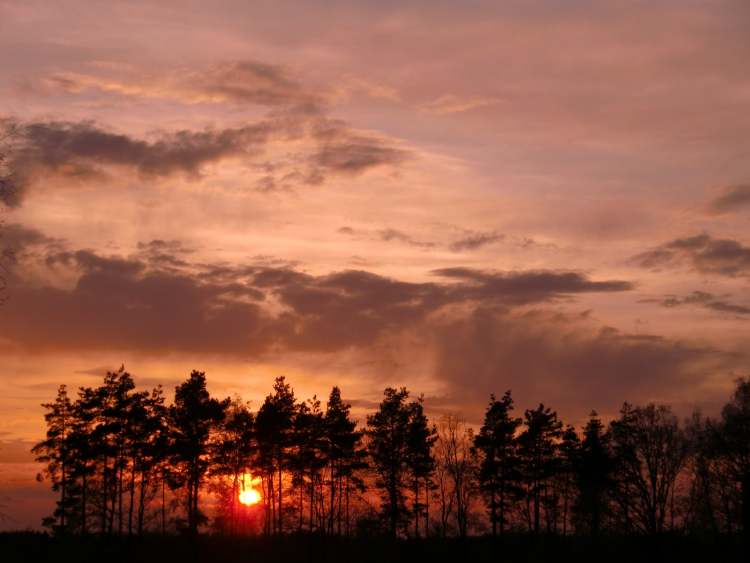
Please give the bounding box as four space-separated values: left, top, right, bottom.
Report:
211 397 255 534
714 378 750 539
367 387 413 537
435 415 476 538
292 394 326 532
609 403 688 535
323 386 367 535
474 391 522 536
255 376 296 534
517 404 563 534
32 385 75 533
169 370 228 535
405 396 437 538
572 411 612 538
557 425 581 535
31 367 750 546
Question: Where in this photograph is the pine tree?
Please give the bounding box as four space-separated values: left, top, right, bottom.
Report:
517 403 563 534
324 386 367 536
255 376 297 534
573 411 612 537
367 387 412 537
558 424 580 535
32 385 76 533
169 370 228 535
405 396 437 537
473 391 522 536
211 397 255 534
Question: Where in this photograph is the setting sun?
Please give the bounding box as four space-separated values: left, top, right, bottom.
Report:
238 489 261 506
238 473 262 506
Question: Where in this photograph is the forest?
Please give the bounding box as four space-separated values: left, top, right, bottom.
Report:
20 367 750 550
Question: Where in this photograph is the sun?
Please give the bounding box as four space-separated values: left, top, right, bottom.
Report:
238 473 262 506
238 488 261 506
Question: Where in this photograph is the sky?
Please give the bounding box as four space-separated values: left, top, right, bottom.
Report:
1 0 750 529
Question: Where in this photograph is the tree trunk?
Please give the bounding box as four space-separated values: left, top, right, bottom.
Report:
743 471 750 546
161 476 166 535
278 465 283 534
81 468 87 535
128 457 136 535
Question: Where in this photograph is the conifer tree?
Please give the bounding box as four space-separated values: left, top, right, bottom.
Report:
474 391 522 536
211 398 255 534
169 370 228 535
367 387 412 537
406 396 437 537
573 411 612 537
517 403 563 534
255 376 297 534
324 386 367 535
33 385 75 533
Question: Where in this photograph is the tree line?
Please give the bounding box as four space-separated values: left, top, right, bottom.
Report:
32 368 750 539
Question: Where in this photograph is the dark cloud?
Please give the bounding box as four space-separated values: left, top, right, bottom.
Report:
433 268 633 305
0 231 633 357
643 290 750 316
191 61 322 112
449 230 504 252
310 120 411 175
430 307 742 419
312 137 411 175
706 184 750 215
2 251 275 356
336 226 435 249
631 233 750 277
337 226 504 252
0 223 58 250
1 114 410 205
2 118 277 205
2 61 412 205
3 228 744 422
377 228 435 249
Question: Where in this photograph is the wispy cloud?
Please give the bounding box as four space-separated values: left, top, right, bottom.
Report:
421 94 502 115
705 184 750 215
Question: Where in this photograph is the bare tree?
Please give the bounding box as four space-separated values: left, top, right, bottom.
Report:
609 403 689 535
435 415 477 538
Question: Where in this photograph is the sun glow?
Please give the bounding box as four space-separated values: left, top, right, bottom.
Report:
238 473 262 506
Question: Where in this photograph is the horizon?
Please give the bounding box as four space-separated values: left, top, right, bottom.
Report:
1 0 750 535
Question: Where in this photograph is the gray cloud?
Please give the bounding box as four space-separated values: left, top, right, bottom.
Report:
430 307 742 419
1 113 410 205
0 228 633 356
377 228 436 249
449 230 504 252
2 118 277 205
310 121 411 175
631 233 750 277
433 267 634 304
337 226 505 253
706 184 750 215
643 290 750 316
3 226 745 423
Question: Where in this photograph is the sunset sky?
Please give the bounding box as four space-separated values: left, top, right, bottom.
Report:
1 0 750 528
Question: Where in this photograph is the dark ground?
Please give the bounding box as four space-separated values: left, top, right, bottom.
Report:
0 532 745 563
